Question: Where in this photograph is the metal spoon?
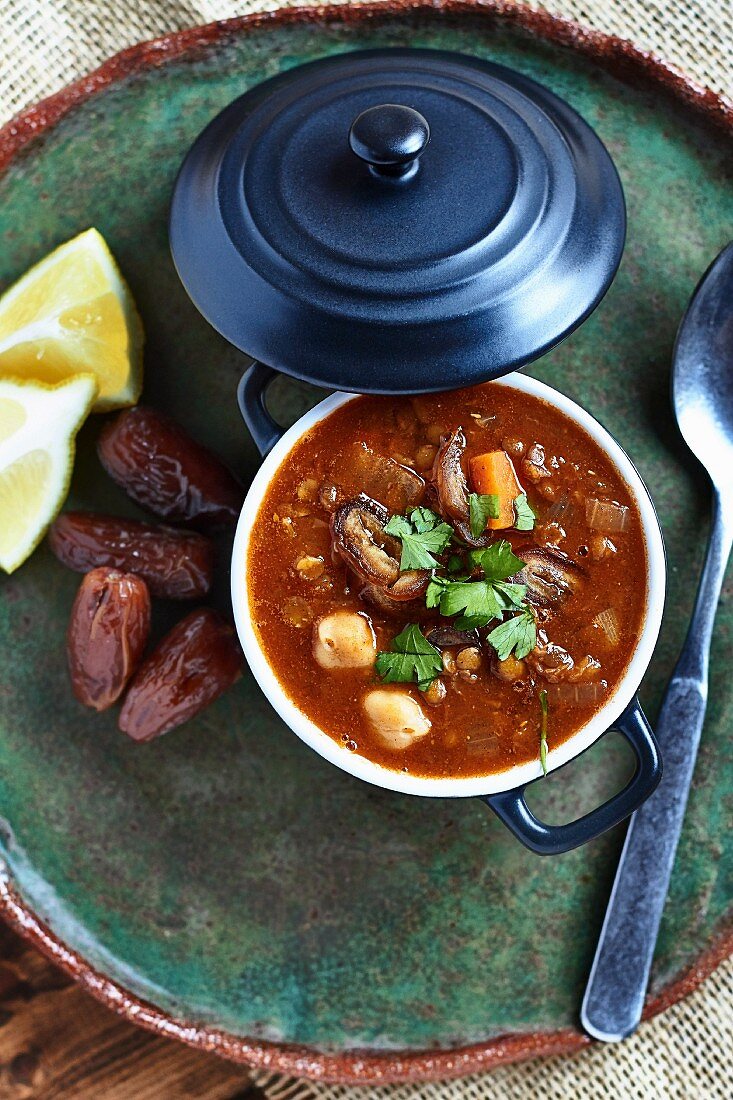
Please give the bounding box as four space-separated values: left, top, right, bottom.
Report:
581 242 733 1041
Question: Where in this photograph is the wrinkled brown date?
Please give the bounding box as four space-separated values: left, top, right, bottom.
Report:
97 406 244 528
119 608 243 742
67 567 151 711
49 512 214 600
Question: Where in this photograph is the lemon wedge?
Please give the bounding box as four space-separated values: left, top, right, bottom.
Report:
0 229 143 412
0 375 97 573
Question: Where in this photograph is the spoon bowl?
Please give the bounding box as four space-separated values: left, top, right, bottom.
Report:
673 242 733 487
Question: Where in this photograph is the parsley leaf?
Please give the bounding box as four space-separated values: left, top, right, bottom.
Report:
514 493 536 531
446 553 464 574
487 610 537 661
438 579 506 630
467 539 525 582
375 624 443 690
383 514 412 539
410 506 442 534
468 492 499 538
539 689 549 775
493 581 528 611
425 573 451 609
385 509 454 570
427 540 528 628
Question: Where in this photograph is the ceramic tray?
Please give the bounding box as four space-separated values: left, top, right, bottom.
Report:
0 2 731 1085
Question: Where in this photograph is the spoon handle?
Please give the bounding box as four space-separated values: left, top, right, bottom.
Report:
581 488 733 1041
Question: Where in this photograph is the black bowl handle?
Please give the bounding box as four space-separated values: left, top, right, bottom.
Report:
482 697 661 855
238 362 284 457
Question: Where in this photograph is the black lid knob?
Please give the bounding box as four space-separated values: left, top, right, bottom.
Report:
349 104 430 180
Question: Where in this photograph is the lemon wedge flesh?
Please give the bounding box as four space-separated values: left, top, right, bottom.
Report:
0 229 143 412
0 375 97 573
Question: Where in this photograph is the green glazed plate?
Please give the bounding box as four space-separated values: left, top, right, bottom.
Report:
0 2 731 1084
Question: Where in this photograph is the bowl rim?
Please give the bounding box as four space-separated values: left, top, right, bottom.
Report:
231 372 666 797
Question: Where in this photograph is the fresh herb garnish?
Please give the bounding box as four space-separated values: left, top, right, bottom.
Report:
375 624 443 690
382 516 537 664
539 689 549 775
514 493 536 531
385 508 454 571
468 492 499 538
446 553 464 574
425 573 451 609
409 506 444 534
438 580 509 630
426 540 527 630
467 540 525 581
486 610 537 661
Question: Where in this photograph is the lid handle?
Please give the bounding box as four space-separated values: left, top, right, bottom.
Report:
349 104 430 181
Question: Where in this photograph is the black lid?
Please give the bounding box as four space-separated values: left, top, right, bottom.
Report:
170 49 625 393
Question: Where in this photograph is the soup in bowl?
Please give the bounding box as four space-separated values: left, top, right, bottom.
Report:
232 371 665 852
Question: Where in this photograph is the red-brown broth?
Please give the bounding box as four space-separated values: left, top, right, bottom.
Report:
247 384 648 778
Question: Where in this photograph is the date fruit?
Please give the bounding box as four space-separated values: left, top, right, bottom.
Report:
49 512 214 599
97 407 244 528
119 608 243 741
67 568 151 711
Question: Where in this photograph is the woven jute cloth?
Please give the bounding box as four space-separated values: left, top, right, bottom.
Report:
1 0 732 123
1 2 731 1098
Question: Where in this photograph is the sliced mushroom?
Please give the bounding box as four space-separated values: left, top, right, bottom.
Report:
426 625 481 649
313 610 376 670
431 429 492 547
516 547 583 612
389 570 430 601
358 567 430 617
432 428 469 522
330 496 401 587
362 687 431 751
359 582 425 617
331 497 431 606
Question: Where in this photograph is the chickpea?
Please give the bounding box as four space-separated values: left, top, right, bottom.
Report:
421 677 447 706
296 478 319 502
362 688 431 750
312 611 376 669
296 554 325 581
425 424 446 445
493 654 526 682
283 596 313 628
442 650 457 676
456 646 482 671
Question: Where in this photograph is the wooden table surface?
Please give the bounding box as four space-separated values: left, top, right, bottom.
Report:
0 920 263 1099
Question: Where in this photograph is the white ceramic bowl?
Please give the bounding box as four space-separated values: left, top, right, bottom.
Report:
231 374 666 799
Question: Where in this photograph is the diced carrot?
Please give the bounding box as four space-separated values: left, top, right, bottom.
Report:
469 450 523 529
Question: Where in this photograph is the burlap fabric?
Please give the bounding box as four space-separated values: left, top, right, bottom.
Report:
0 2 731 1098
0 1 731 120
